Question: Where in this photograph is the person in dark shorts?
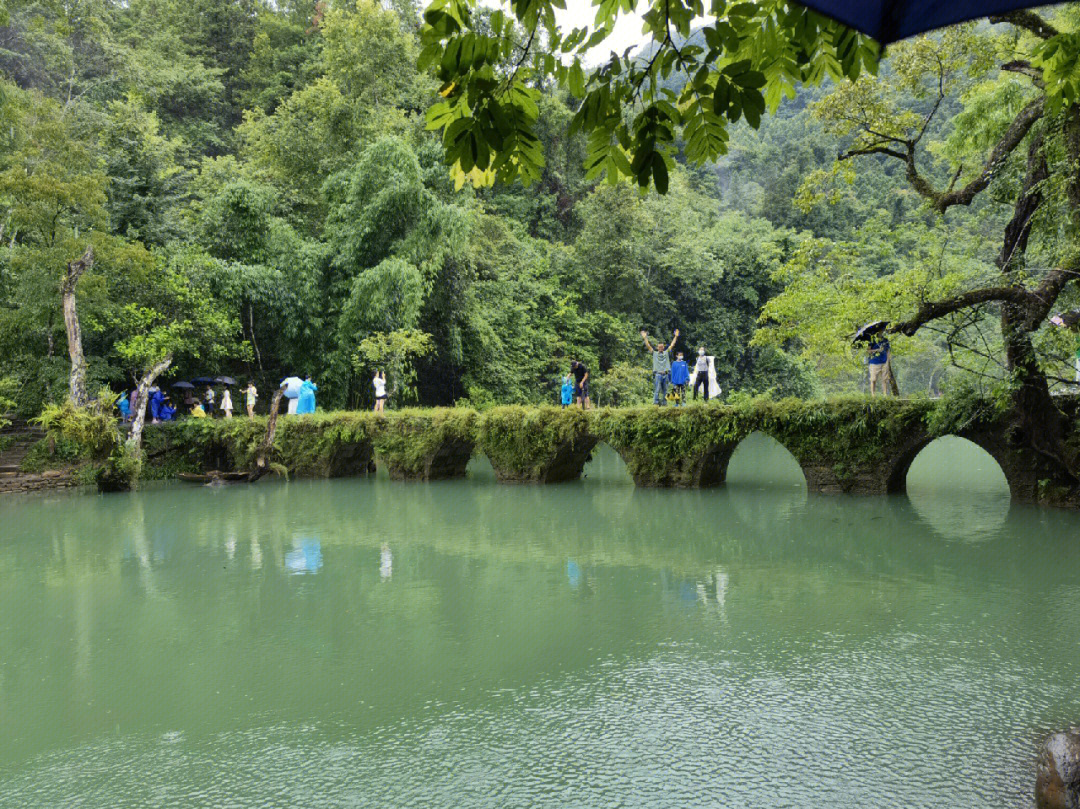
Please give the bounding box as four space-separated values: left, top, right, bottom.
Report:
570 360 590 409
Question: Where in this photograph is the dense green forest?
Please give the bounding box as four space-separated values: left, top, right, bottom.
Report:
2 0 1079 420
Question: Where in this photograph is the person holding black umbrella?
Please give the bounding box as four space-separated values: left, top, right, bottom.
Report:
853 321 896 397
867 337 893 397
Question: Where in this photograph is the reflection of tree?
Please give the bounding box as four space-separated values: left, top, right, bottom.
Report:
1 469 1078 768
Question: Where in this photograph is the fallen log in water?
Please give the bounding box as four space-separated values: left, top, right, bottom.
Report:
177 470 251 484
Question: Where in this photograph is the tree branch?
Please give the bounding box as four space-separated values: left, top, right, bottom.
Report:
838 144 909 162
1002 60 1045 87
931 96 1045 212
1028 264 1080 328
997 130 1047 273
988 11 1058 40
890 286 1028 336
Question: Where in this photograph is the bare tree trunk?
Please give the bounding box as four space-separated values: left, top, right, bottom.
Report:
249 304 263 371
62 245 93 407
248 387 284 481
127 356 173 453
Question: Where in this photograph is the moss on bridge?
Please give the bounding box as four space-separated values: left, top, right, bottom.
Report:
371 408 477 480
476 406 596 482
134 395 1079 506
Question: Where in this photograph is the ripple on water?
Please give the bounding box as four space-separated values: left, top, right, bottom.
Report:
0 638 1061 809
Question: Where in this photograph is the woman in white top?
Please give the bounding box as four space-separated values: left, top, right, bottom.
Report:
221 386 233 419
373 371 387 412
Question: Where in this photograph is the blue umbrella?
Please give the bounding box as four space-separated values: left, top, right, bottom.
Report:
799 1 1062 45
192 376 216 384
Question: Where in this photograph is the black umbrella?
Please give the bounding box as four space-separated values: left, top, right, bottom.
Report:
171 381 195 389
191 376 216 384
215 376 237 386
852 320 889 344
799 1 1064 45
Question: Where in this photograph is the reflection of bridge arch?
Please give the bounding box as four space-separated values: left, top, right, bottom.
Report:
900 436 1012 540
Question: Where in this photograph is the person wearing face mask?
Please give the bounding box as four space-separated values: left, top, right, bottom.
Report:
692 347 711 401
669 351 690 406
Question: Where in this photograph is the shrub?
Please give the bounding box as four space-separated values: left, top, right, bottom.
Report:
32 394 120 461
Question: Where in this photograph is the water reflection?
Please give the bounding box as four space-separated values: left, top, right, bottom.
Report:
285 537 322 575
380 544 393 581
1 441 1078 809
566 559 581 588
906 436 1011 541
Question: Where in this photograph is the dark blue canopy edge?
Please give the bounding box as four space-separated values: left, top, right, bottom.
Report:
798 1 1062 44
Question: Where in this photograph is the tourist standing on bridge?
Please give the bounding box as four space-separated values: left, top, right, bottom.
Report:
641 328 679 406
244 381 258 418
571 360 590 409
373 371 387 412
670 351 690 406
867 337 893 397
296 375 317 415
560 373 574 408
692 347 711 401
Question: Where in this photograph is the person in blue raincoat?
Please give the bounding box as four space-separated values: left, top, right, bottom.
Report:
159 394 176 422
116 391 131 421
149 386 165 423
560 373 574 408
296 375 318 415
669 351 690 407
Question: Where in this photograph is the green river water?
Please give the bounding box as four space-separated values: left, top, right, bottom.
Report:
1 434 1078 808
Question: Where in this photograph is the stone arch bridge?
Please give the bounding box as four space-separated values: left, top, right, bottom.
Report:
147 396 1080 506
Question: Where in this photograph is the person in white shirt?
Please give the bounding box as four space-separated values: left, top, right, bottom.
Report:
373 371 387 412
221 386 233 419
692 347 711 401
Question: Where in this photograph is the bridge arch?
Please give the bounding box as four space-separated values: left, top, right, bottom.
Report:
886 434 1015 499
582 442 633 485
466 452 497 481
725 431 807 489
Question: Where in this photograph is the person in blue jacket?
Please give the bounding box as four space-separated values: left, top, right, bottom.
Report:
669 351 690 406
149 386 165 423
159 394 176 422
296 375 318 415
560 373 574 408
117 391 131 422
